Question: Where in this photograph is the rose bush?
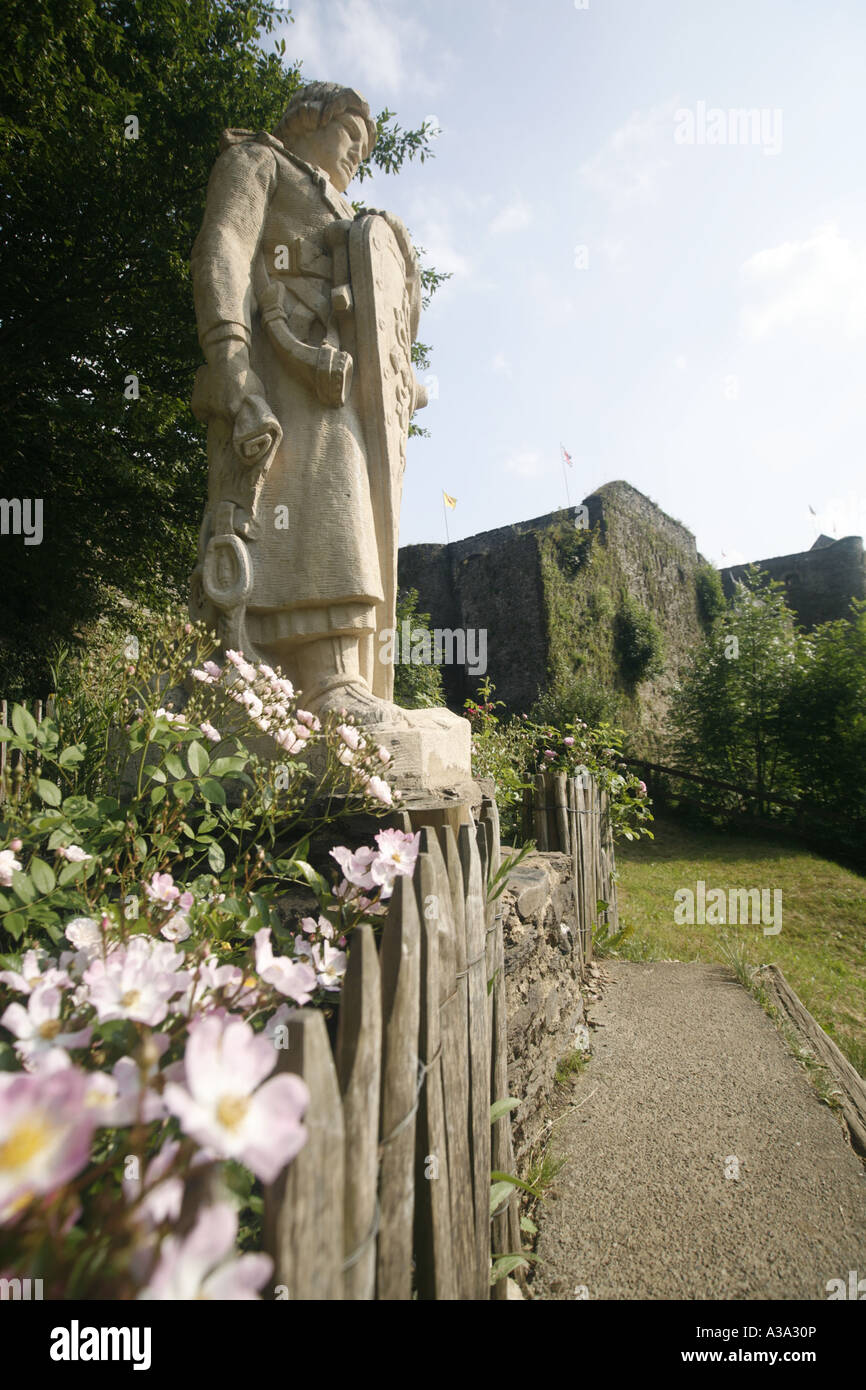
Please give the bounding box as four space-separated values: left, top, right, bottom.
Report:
0 615 420 1298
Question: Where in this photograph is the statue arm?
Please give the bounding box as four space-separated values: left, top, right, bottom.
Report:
191 141 277 419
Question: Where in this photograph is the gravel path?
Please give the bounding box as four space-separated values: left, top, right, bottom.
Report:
532 962 866 1300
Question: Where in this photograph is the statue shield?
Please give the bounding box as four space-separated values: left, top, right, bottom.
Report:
349 213 417 700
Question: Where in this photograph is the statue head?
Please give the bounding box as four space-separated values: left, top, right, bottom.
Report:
274 82 377 192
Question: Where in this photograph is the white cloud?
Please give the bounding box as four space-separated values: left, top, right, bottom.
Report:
579 100 676 202
489 199 532 236
810 493 866 541
740 223 866 342
717 547 747 567
492 353 512 377
503 450 545 478
287 0 438 99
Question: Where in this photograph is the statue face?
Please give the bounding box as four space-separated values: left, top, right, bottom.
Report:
292 112 367 193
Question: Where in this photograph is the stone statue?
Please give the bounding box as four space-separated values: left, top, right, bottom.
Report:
188 81 428 727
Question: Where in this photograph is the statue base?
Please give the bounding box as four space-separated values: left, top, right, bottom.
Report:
374 706 473 794
246 704 478 804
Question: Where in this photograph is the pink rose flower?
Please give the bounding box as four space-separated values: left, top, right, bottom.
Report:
163 1014 308 1183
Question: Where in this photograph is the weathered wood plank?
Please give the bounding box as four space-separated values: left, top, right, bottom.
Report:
567 778 582 971
412 832 456 1299
481 799 520 1296
376 874 421 1300
263 1008 344 1300
436 823 477 1299
757 964 866 1157
552 772 569 855
603 787 620 933
588 779 598 963
533 772 548 850
335 923 381 1300
459 822 493 1299
573 776 589 965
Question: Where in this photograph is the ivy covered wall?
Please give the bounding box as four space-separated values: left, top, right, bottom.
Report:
398 481 714 751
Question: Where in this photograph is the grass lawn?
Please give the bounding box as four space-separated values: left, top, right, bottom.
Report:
612 814 866 1077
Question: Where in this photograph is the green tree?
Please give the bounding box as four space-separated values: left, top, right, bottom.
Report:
695 562 726 627
392 587 444 709
669 567 805 813
0 0 437 696
781 599 866 831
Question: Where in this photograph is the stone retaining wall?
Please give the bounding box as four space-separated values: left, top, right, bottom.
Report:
502 850 587 1164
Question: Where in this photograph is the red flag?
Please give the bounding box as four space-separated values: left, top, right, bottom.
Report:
560 443 573 468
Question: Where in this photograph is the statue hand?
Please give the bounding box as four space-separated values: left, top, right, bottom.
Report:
233 393 282 468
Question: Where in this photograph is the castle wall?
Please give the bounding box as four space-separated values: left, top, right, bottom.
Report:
398 482 705 743
721 536 866 629
399 515 552 711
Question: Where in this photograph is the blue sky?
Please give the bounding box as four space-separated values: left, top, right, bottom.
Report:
271 0 866 565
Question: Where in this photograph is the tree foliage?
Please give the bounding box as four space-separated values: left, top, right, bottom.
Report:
781 598 866 829
0 0 437 696
669 567 806 812
614 595 665 684
669 571 866 844
392 587 445 710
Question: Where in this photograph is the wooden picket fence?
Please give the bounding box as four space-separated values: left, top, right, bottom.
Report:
263 796 522 1300
522 770 619 964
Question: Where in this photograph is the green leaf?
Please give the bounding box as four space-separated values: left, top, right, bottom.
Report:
29 857 56 895
36 779 62 807
11 704 37 739
490 1097 521 1124
58 859 89 886
3 913 26 940
0 893 10 912
281 858 328 896
0 727 13 743
490 1182 515 1217
11 871 36 904
520 1216 538 1235
207 841 225 872
150 785 166 805
149 767 167 784
208 755 246 777
489 1253 533 1284
164 754 186 780
490 1170 539 1198
172 781 194 804
187 741 210 778
199 778 225 805
58 745 85 768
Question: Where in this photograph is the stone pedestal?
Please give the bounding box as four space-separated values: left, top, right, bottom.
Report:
375 706 473 795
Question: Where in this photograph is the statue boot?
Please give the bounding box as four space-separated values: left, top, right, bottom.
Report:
293 635 410 728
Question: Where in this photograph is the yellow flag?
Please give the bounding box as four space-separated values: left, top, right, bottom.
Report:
443 491 457 509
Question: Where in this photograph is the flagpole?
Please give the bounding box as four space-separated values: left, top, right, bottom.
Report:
443 493 450 545
560 450 571 510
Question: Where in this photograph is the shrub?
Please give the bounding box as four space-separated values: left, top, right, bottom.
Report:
614 596 665 684
466 680 653 845
696 564 726 626
0 614 419 1297
392 588 445 709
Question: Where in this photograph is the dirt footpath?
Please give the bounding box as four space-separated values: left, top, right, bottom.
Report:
531 962 866 1300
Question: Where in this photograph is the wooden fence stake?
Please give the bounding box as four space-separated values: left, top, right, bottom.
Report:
264 1009 345 1300
376 875 421 1300
336 923 381 1300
